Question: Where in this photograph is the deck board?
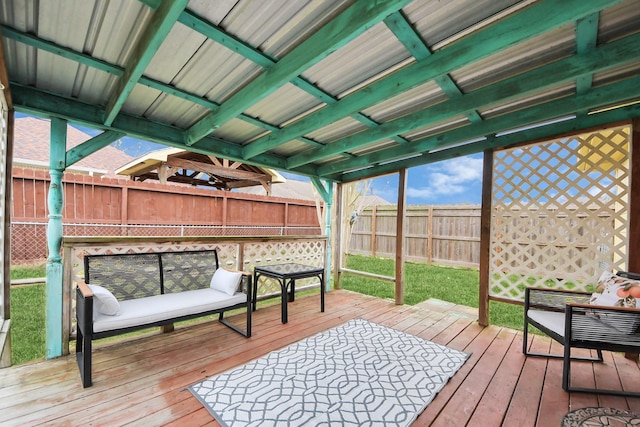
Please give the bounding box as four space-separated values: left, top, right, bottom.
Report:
1 290 640 426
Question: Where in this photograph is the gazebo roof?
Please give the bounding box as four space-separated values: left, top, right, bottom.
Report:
116 147 285 192
1 0 639 182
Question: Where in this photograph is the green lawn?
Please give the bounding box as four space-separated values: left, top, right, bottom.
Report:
10 283 46 365
8 256 525 365
341 254 523 330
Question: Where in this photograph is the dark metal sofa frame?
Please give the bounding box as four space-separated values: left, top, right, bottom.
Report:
76 249 252 388
523 271 640 397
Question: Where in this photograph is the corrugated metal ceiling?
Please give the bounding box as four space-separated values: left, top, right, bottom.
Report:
1 0 639 183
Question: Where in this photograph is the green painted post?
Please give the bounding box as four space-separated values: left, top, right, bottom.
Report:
324 182 333 292
311 177 333 291
46 118 67 359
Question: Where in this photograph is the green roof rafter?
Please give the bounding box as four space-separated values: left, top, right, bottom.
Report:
337 101 640 182
172 7 411 153
185 0 414 146
575 12 600 118
235 0 621 168
103 0 189 126
383 10 482 124
288 31 640 170
0 25 283 136
321 74 640 180
10 83 320 178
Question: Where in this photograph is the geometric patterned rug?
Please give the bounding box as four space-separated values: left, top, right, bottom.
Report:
189 318 469 426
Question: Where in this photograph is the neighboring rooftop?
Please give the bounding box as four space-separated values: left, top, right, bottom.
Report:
13 117 133 176
237 178 391 206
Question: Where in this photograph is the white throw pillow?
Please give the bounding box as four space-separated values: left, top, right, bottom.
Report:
210 268 243 296
88 284 120 316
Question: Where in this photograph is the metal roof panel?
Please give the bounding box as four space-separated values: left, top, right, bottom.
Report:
302 23 411 97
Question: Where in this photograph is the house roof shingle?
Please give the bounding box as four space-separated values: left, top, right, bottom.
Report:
13 117 134 176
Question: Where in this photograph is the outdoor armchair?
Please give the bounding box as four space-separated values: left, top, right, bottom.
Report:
523 271 640 397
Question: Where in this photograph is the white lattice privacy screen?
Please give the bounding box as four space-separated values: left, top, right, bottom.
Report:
0 97 7 321
490 125 631 301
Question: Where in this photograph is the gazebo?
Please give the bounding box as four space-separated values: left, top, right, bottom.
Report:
0 0 640 422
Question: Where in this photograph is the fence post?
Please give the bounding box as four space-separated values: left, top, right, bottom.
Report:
121 185 128 237
371 205 377 257
479 150 494 327
427 205 433 265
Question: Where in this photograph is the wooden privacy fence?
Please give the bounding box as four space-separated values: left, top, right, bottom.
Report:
349 205 481 268
11 167 321 263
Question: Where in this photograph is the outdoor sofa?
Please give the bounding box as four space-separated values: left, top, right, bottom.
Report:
75 249 252 388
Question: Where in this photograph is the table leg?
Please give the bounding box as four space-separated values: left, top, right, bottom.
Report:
289 279 295 302
280 278 288 324
252 272 258 312
320 273 325 312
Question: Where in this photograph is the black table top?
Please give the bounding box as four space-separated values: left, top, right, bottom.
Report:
254 263 324 276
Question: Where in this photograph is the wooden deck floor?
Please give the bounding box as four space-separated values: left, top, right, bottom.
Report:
2 290 640 426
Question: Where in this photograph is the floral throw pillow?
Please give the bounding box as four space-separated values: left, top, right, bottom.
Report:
589 271 640 333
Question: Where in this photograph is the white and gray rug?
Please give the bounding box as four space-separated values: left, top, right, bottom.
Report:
189 318 469 426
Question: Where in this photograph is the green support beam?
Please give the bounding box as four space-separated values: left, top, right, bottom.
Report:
185 0 413 146
1 25 292 135
104 0 189 125
0 26 123 76
337 102 640 182
384 11 482 124
66 131 125 167
327 75 640 181
575 13 600 95
46 118 67 359
10 83 320 178
240 0 623 161
310 177 334 291
301 31 640 172
177 8 411 152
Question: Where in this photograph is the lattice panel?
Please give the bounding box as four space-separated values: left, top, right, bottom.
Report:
0 98 6 319
243 240 326 297
490 126 630 301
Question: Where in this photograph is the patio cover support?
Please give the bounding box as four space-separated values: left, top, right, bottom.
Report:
631 118 640 276
395 169 407 305
45 118 66 359
1 109 13 368
333 183 343 290
311 177 333 291
478 151 493 327
626 117 640 360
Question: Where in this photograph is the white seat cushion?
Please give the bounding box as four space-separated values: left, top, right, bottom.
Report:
527 309 566 337
93 288 247 333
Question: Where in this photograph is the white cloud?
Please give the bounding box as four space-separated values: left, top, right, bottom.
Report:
407 157 483 200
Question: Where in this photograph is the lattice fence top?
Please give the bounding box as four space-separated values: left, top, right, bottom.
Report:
490 126 630 301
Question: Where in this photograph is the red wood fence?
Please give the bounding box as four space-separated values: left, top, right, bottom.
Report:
11 167 321 262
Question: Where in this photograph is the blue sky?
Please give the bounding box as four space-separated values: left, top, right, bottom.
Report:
277 154 484 205
21 113 483 205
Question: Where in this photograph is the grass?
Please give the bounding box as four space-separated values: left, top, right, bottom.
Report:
10 283 46 365
8 256 525 365
341 254 524 330
10 261 46 280
10 261 47 365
